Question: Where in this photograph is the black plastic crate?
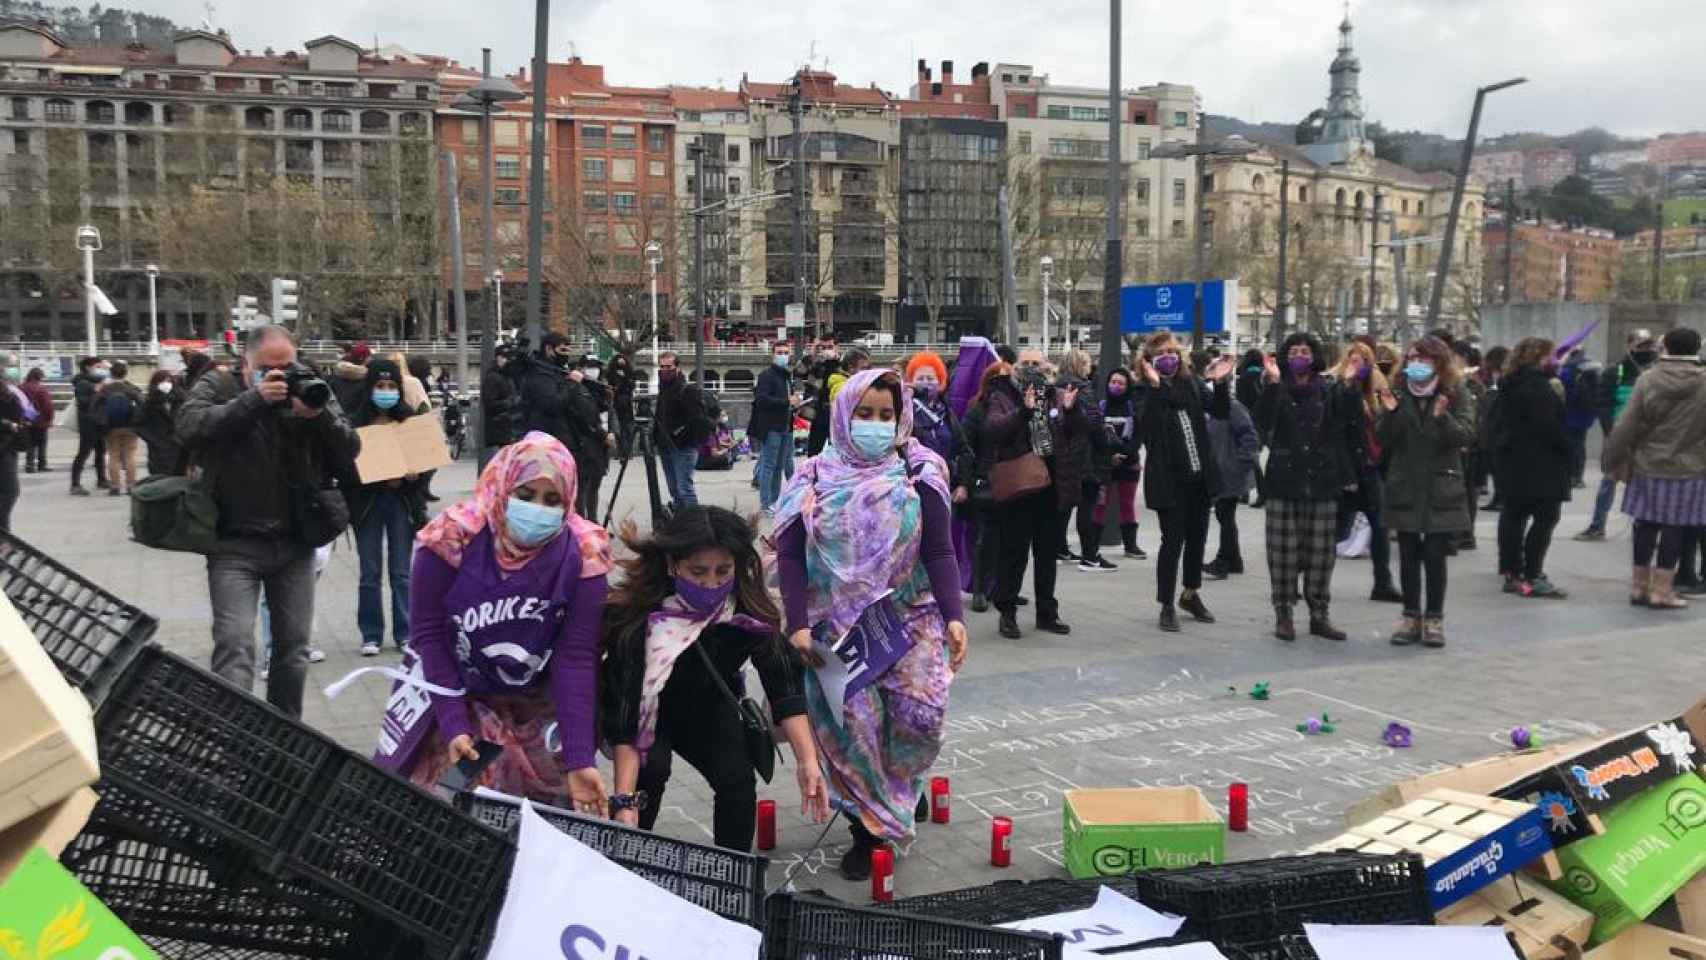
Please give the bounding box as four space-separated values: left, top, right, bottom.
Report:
0 530 156 704
763 894 1064 960
886 877 1147 926
94 646 513 958
457 790 769 927
1132 852 1433 953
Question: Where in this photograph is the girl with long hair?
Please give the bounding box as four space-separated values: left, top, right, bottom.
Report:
362 432 612 814
1094 366 1145 559
602 506 828 851
1493 337 1572 599
1377 336 1477 647
772 368 969 881
962 360 1013 611
135 368 184 476
1328 339 1401 603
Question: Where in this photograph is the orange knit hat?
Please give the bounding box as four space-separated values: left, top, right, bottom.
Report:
904 351 948 386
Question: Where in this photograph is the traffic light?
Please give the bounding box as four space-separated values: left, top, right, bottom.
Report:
232 295 259 329
271 277 299 324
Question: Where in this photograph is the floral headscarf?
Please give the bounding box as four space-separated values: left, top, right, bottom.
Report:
415 431 610 578
770 369 949 641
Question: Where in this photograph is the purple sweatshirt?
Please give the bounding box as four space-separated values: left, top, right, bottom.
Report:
410 533 608 770
779 484 964 636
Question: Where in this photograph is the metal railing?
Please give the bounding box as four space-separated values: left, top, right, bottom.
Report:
0 339 970 362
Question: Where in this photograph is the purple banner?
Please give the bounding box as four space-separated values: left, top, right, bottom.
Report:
817 597 915 701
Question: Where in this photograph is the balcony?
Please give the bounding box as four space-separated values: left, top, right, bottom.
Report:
123 103 153 126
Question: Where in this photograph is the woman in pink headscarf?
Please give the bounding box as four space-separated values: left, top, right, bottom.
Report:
362 431 613 814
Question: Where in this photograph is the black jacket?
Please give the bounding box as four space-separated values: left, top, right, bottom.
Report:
749 364 793 442
578 379 613 477
72 372 102 432
1100 392 1142 483
1494 366 1572 503
480 360 521 448
1253 378 1364 502
607 360 637 425
134 390 183 475
0 383 24 454
176 367 361 540
516 356 600 454
602 620 806 746
653 377 713 450
1133 376 1231 510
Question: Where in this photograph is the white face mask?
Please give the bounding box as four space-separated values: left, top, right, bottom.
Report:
157 381 174 396
581 367 600 381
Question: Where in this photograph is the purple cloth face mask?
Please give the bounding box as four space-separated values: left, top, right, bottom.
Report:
1154 354 1180 377
674 575 735 615
1107 381 1126 397
1287 355 1314 378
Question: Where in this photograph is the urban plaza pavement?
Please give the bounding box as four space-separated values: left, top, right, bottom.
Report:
11 424 1704 902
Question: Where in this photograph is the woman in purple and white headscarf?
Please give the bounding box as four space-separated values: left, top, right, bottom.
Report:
770 367 968 882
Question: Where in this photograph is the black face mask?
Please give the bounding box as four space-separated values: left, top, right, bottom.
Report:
1633 350 1657 366
551 351 572 367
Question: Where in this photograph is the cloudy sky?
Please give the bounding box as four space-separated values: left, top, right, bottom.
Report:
165 0 1693 139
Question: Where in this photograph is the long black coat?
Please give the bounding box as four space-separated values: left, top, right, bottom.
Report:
1494 366 1572 502
1133 375 1231 510
1253 378 1364 502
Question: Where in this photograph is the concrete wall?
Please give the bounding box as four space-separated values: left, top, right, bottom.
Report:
1482 302 1706 362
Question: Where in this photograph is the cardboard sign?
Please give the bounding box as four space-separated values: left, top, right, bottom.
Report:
1305 923 1522 960
354 415 452 484
1425 804 1554 911
1062 788 1224 879
1545 773 1706 944
1000 885 1185 954
485 800 761 960
0 847 158 959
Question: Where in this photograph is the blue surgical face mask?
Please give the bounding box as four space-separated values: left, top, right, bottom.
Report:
4 368 18 381
92 367 111 381
505 496 565 548
1404 361 1435 382
371 389 401 410
774 354 791 369
848 419 897 459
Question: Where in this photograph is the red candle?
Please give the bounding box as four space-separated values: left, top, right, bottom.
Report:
930 776 950 824
870 844 895 903
755 799 777 850
1229 782 1249 833
991 816 1013 867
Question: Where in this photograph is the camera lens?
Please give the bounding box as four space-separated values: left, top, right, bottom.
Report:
298 378 332 408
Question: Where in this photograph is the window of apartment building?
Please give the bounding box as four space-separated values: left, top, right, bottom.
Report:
728 294 742 312
728 176 741 195
399 112 427 136
494 120 520 147
1046 105 1068 120
648 128 667 152
610 157 636 182
647 193 667 211
323 141 353 168
284 108 312 131
324 82 354 98
1401 198 1410 214
162 104 191 127
1133 111 1148 124
415 85 431 101
1202 174 1215 194
1017 132 1032 154
583 157 606 181
582 124 607 148
614 223 639 248
1417 201 1425 215
460 119 483 144
1137 140 1151 160
648 159 666 178
1012 104 1030 118
322 110 352 133
1172 178 1186 206
583 190 607 211
495 187 524 205
611 125 637 150
10 129 27 153
614 254 641 273
496 156 521 179
1135 178 1150 201
1002 73 1013 83
1135 217 1150 238
1049 138 1107 159
1171 219 1186 239
727 143 740 163
9 98 27 121
1299 186 1308 203
1172 110 1189 127
85 100 115 124
613 192 637 213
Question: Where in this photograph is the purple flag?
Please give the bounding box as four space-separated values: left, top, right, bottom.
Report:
946 337 998 420
1554 318 1602 358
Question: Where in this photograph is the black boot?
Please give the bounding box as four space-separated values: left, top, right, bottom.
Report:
1121 523 1146 559
839 820 880 881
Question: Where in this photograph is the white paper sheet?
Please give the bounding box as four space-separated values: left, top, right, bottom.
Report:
1304 923 1521 960
1000 886 1187 954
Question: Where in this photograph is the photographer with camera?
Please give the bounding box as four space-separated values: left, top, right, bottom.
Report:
480 340 524 459
516 333 602 486
176 325 361 717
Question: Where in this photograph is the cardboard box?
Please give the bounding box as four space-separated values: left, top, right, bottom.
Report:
0 787 96 884
1545 773 1706 944
0 847 157 959
1439 876 1595 960
1345 741 1594 828
1311 789 1556 911
1582 922 1706 959
354 414 451 483
0 594 99 833
1061 787 1224 878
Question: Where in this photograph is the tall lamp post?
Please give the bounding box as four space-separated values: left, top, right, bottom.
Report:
145 263 159 355
1152 136 1257 345
645 240 663 393
1039 254 1054 352
1062 278 1075 350
491 269 505 338
1426 77 1526 329
75 225 101 355
450 52 523 372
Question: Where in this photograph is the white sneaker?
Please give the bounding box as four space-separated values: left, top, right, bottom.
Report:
360 643 380 658
307 648 326 663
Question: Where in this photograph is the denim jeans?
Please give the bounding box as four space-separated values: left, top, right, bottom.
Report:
1590 475 1618 531
755 430 794 511
207 538 317 717
356 492 413 649
663 445 699 507
259 544 331 669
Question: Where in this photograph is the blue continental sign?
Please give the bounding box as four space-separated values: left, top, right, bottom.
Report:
1120 281 1233 334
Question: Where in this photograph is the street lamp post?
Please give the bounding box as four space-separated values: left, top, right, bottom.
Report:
76 225 101 355
1152 136 1257 345
645 240 663 393
492 270 505 338
1368 188 1382 337
1039 255 1054 353
145 263 159 355
523 0 550 347
1063 278 1075 350
1426 77 1527 328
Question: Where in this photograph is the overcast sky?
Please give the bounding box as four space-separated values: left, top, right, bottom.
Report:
166 0 1694 140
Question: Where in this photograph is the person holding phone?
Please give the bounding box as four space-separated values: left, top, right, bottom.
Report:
371 432 612 814
771 368 969 881
601 506 828 851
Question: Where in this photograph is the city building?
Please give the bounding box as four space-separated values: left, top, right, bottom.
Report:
987 62 1200 346
0 19 444 340
1470 150 1526 190
1522 147 1577 192
1203 12 1486 337
668 85 750 346
437 55 676 339
1482 217 1620 304
1648 133 1706 173
1590 147 1648 172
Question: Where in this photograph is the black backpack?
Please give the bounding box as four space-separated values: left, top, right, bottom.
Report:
100 391 135 429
